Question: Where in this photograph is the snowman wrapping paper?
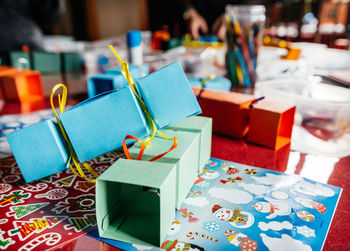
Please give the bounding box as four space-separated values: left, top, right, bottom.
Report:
88 158 341 251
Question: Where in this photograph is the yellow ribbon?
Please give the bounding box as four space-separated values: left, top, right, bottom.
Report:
50 84 99 183
200 73 216 88
108 45 173 147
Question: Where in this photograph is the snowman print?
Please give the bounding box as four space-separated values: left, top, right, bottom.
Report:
212 204 254 228
168 221 181 235
252 201 291 219
199 167 219 180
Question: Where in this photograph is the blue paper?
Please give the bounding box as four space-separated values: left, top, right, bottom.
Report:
60 86 150 162
136 61 201 128
88 64 149 98
87 74 127 98
88 158 342 251
188 77 231 92
6 120 68 183
105 63 149 77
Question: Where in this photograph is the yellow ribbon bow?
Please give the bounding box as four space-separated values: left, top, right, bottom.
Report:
108 45 173 147
50 84 99 183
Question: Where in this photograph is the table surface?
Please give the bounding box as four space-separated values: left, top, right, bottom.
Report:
49 133 349 251
1 84 349 251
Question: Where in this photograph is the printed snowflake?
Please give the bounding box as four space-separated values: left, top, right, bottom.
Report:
296 226 316 238
196 181 209 188
203 221 220 232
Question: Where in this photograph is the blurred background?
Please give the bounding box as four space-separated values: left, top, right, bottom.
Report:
0 0 350 158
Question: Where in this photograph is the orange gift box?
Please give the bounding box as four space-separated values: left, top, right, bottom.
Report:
0 69 44 103
193 87 255 138
0 66 17 76
0 66 17 100
247 99 296 149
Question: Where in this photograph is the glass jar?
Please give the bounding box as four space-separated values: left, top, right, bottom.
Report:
225 5 266 87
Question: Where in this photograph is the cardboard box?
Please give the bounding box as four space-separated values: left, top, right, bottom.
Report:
136 61 201 129
96 158 176 247
193 88 255 138
247 99 296 149
0 69 43 103
87 74 127 98
129 129 199 208
61 52 81 72
188 77 231 92
31 51 61 73
6 120 69 183
60 86 150 162
166 116 212 173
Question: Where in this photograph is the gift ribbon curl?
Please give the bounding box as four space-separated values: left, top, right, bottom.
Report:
50 83 99 183
109 45 177 160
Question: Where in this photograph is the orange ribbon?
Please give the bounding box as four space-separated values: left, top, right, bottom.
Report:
123 135 178 162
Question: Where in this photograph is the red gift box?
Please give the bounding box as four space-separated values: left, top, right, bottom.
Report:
247 99 296 149
0 69 43 103
193 87 255 138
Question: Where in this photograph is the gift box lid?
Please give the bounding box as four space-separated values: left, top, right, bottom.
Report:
97 158 176 188
193 87 255 104
168 115 212 131
250 99 296 113
59 86 150 162
6 119 69 183
136 61 201 128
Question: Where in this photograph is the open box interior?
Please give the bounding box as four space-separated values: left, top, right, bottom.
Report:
92 78 114 95
276 106 296 148
98 180 162 246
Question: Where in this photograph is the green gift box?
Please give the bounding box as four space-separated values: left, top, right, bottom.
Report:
129 129 199 208
31 51 61 73
166 116 212 173
96 158 176 247
61 52 81 73
9 51 31 68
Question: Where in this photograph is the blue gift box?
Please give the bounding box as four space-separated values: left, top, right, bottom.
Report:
60 86 150 162
87 74 127 98
136 61 201 128
188 76 231 92
88 64 149 98
6 120 69 183
105 63 149 77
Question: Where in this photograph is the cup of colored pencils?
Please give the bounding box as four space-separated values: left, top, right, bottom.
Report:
225 5 266 87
